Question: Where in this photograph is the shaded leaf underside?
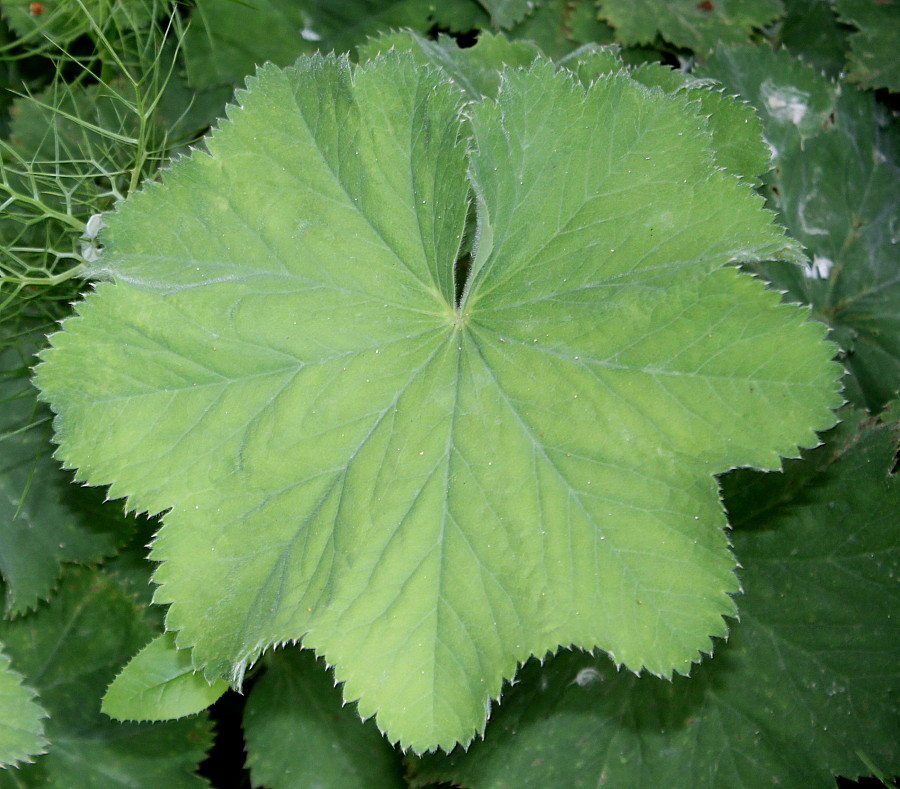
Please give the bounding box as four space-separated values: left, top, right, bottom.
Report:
36 54 840 751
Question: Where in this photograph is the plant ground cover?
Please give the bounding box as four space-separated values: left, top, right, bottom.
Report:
0 1 897 787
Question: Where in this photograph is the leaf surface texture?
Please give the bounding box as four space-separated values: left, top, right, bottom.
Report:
35 53 841 751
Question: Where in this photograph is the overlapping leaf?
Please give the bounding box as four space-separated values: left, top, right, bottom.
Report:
0 569 212 787
835 0 900 92
414 407 900 788
777 0 848 79
358 31 543 98
244 648 405 789
0 323 127 616
701 46 900 412
102 633 229 723
35 53 841 751
183 0 438 88
502 0 616 59
628 62 770 183
0 646 47 768
476 0 535 28
0 0 157 46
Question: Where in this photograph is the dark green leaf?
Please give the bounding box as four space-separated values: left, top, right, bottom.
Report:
476 0 535 28
35 53 840 752
244 648 405 789
776 0 848 80
503 0 615 59
0 323 128 616
183 0 438 88
701 46 900 412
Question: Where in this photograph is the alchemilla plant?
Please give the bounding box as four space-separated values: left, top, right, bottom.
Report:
1 2 897 788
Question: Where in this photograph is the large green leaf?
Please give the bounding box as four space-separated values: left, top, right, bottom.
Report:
35 53 841 752
0 646 47 769
243 648 405 789
414 407 900 787
0 569 212 788
0 323 127 616
597 0 784 54
835 0 900 92
701 47 900 412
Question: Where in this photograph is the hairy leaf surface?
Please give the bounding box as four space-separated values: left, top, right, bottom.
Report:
36 53 841 751
414 408 900 787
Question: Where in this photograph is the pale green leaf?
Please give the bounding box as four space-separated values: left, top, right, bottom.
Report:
503 0 615 59
244 648 404 789
36 53 841 752
556 42 626 83
102 633 228 723
0 569 212 788
835 0 900 92
414 408 900 788
0 647 47 769
699 45 839 151
598 0 784 54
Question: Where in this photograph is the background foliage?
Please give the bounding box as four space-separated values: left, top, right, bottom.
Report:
0 0 897 787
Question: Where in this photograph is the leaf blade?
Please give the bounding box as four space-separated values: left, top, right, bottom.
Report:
102 633 228 722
